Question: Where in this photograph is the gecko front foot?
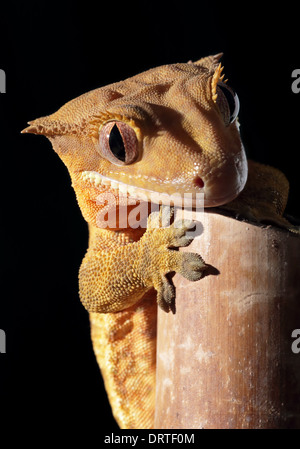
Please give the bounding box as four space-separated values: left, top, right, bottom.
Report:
222 160 300 235
143 206 206 312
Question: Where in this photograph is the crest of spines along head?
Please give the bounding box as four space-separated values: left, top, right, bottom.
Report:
90 60 229 137
22 57 228 138
211 63 228 103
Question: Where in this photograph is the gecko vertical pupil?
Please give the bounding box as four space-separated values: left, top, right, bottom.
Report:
109 124 126 162
99 120 139 165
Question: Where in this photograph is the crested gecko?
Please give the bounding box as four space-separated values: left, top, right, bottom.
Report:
22 54 297 429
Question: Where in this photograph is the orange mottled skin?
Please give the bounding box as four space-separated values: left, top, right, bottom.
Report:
22 54 296 428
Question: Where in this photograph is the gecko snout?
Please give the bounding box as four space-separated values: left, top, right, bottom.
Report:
201 151 248 207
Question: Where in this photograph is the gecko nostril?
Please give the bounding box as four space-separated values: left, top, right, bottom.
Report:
194 176 204 189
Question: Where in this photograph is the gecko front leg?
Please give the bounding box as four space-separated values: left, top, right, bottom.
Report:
80 206 206 429
221 160 300 234
79 206 206 314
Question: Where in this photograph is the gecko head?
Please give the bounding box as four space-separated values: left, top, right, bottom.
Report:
22 54 247 223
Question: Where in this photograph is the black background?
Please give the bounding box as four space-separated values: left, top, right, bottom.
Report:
0 0 299 438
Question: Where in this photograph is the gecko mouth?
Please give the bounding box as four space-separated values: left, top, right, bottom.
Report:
80 171 205 208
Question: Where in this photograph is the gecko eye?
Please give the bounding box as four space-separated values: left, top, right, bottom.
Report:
216 82 240 126
99 121 139 165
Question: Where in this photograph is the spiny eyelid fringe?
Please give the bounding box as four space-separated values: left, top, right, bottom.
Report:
89 112 142 142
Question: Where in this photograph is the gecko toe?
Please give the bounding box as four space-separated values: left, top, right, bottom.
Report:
180 252 207 281
157 277 175 312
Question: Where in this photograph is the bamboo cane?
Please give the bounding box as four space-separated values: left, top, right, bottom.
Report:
155 210 300 429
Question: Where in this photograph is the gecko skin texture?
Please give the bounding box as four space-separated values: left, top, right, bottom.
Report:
22 54 296 429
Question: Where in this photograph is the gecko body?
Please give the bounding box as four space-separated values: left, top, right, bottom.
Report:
22 54 294 428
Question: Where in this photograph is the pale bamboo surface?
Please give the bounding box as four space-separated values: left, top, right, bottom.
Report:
155 210 300 429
